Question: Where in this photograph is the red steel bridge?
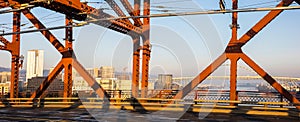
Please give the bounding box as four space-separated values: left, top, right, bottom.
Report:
0 0 300 112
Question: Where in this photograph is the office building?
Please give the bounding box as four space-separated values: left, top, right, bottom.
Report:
26 50 44 81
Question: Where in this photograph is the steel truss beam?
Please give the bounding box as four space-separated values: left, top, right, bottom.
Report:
174 0 300 109
2 0 146 100
5 0 142 34
101 0 148 98
105 0 133 25
120 0 143 27
19 9 109 99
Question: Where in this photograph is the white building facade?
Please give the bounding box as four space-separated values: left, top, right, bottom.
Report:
26 50 44 81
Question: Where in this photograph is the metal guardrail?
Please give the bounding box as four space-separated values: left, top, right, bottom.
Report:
0 97 299 117
0 97 299 107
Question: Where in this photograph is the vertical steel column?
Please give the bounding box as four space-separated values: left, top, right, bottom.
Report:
141 0 150 98
63 16 73 98
229 56 238 105
228 0 239 106
230 0 238 43
131 0 142 98
132 35 140 98
10 11 21 98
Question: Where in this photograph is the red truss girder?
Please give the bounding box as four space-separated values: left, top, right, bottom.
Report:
3 0 142 34
0 36 10 52
174 0 300 109
120 0 143 27
19 9 110 99
105 0 132 25
0 0 148 100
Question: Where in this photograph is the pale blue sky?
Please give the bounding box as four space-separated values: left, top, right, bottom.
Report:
0 0 299 77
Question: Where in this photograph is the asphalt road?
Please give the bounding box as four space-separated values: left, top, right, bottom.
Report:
0 107 298 122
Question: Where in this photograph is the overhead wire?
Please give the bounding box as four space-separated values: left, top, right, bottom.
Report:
239 0 279 8
152 0 191 5
1 1 300 36
87 5 300 20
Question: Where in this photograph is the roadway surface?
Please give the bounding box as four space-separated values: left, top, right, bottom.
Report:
0 107 298 122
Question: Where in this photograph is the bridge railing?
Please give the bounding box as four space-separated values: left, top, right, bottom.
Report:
0 90 299 108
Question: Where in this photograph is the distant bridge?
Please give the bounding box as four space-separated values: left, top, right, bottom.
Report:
165 76 300 88
172 76 300 82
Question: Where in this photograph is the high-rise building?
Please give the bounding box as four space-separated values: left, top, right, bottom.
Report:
26 50 44 81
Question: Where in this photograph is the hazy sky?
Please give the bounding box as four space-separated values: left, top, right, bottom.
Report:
0 0 299 77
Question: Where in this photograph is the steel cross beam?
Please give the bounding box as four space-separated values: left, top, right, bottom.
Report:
19 9 109 99
120 0 143 27
87 10 142 34
105 0 133 25
174 0 300 109
5 0 142 34
0 37 10 51
21 9 65 52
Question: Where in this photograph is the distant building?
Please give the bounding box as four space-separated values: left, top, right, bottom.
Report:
0 72 24 96
0 72 12 96
97 78 117 90
26 77 63 97
115 80 131 90
72 77 92 92
86 68 99 78
26 50 44 81
99 66 114 79
116 74 130 80
155 74 173 89
72 68 99 93
0 72 10 83
0 82 9 96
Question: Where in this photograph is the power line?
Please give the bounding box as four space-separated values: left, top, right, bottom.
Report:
88 6 300 21
1 5 300 36
0 25 73 36
152 0 191 5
